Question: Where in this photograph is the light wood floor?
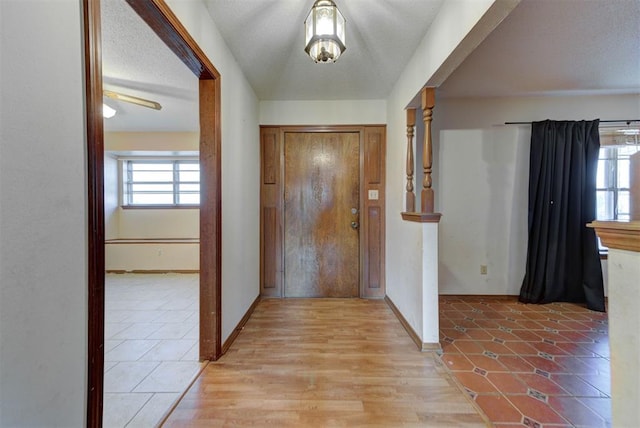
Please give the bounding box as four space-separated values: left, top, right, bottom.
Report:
162 299 488 427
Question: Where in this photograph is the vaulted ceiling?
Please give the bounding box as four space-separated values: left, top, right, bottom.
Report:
203 0 444 100
101 0 640 131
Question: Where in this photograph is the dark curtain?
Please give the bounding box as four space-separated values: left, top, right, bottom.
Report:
519 120 605 312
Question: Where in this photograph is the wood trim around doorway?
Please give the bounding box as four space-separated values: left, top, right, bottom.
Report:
83 0 222 426
259 125 386 299
83 1 105 426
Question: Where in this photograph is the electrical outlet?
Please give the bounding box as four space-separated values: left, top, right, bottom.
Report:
480 265 487 275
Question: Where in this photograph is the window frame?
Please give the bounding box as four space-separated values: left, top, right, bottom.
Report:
595 144 639 253
120 157 200 209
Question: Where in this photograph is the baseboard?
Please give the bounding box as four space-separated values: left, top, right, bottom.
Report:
441 294 610 304
384 296 440 352
106 270 199 274
222 295 261 354
439 294 518 299
105 238 199 244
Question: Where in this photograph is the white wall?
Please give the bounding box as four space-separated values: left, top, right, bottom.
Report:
165 0 261 342
435 94 640 130
117 209 198 239
106 243 199 271
385 0 516 342
105 131 199 151
0 1 87 425
436 126 529 294
434 94 640 295
386 99 426 337
260 100 386 125
105 154 119 241
105 205 199 271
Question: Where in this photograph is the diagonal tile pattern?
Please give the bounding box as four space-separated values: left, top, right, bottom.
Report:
439 295 610 428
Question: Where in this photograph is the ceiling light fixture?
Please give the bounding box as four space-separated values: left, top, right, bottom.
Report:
102 103 116 119
304 0 345 63
103 90 162 110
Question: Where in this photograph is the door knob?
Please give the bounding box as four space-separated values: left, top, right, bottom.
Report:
351 221 359 230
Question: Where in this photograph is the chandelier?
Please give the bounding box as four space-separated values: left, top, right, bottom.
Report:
304 0 346 63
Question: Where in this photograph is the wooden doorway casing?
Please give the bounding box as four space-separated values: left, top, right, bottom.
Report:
83 0 222 426
260 125 386 299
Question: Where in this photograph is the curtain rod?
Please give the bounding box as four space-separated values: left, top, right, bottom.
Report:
505 119 640 125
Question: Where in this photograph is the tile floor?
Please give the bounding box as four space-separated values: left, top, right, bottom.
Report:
103 273 204 428
438 295 610 428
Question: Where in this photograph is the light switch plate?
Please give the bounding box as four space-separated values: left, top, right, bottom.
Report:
368 190 379 200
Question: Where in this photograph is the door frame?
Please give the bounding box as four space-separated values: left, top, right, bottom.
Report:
83 0 222 426
260 125 386 299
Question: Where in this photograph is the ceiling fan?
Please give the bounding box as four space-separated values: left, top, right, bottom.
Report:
103 90 162 110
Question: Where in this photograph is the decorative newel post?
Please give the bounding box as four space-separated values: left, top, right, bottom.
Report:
421 87 435 213
405 109 416 212
401 87 440 224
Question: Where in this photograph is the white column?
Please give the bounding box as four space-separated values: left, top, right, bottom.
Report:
422 222 440 345
607 248 640 427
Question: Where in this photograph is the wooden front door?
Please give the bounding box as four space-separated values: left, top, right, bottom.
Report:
284 132 360 297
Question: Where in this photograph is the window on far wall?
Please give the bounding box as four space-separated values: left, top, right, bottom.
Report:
596 144 640 251
122 159 200 207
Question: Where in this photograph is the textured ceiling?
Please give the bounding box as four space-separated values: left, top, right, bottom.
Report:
438 0 640 98
101 0 639 132
101 0 199 132
204 0 444 100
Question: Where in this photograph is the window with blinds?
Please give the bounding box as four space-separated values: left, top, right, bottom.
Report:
597 146 639 221
123 160 200 207
596 144 639 251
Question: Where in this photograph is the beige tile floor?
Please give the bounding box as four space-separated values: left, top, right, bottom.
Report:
103 273 203 428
